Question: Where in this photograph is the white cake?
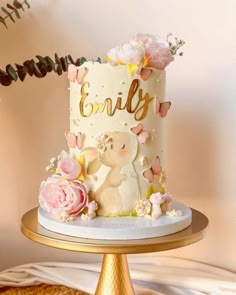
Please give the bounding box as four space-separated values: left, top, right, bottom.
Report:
69 62 166 216
37 33 191 239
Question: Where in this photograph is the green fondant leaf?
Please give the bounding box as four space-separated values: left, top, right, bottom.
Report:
75 58 81 66
67 55 75 64
13 7 20 18
0 74 12 86
23 60 34 76
80 57 87 65
0 15 7 28
15 63 27 81
44 56 56 71
13 0 22 9
37 62 47 77
24 0 30 8
0 68 7 75
55 53 61 67
6 64 17 81
55 63 62 75
60 57 67 71
36 55 47 65
6 3 15 10
1 7 15 22
32 61 43 77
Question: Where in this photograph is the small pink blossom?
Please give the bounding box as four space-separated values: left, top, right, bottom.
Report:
39 176 88 217
150 192 172 204
57 157 81 180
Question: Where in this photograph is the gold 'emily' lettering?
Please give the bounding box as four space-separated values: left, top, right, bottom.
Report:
80 82 93 117
79 79 153 121
135 89 153 120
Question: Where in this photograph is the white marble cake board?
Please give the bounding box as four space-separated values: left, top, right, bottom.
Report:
38 201 192 240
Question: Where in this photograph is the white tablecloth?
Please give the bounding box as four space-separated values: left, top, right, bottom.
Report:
0 255 235 294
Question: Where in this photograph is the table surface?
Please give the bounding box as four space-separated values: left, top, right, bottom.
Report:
21 207 208 254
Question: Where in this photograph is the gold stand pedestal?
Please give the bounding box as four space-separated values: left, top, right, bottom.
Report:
21 208 208 295
95 254 134 295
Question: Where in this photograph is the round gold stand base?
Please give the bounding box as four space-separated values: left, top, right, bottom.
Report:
95 254 134 295
21 208 208 295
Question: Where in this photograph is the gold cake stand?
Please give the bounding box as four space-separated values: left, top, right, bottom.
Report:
21 208 208 295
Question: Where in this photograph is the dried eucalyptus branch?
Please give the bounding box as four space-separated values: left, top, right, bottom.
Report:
0 54 101 86
0 0 30 28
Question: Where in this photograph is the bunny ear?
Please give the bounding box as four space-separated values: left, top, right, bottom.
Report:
76 132 84 149
67 64 78 82
131 123 143 135
140 68 152 81
82 147 101 175
65 131 76 149
143 169 154 183
151 156 162 175
154 97 161 115
160 102 171 117
82 147 99 163
77 67 88 84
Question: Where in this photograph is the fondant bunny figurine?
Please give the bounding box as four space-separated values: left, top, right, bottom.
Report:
86 131 140 216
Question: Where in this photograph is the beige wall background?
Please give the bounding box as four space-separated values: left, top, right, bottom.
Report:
0 0 235 272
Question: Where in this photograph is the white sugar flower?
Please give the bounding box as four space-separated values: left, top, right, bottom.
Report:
106 47 120 65
117 43 145 65
135 199 151 216
96 134 113 153
166 209 183 217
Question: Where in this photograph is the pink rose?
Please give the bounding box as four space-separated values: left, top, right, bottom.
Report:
57 157 81 180
39 176 88 216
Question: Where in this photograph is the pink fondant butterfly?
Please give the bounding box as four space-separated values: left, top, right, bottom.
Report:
65 131 84 149
154 97 171 117
140 68 152 81
143 156 162 183
131 123 149 144
67 64 88 84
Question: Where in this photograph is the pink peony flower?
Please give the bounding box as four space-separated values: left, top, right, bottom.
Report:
146 46 174 70
133 33 174 70
133 33 169 49
39 176 88 216
57 157 81 180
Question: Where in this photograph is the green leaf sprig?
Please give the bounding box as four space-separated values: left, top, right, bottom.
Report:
0 55 101 86
0 0 30 28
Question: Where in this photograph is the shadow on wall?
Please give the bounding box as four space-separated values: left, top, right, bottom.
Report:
166 96 218 203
